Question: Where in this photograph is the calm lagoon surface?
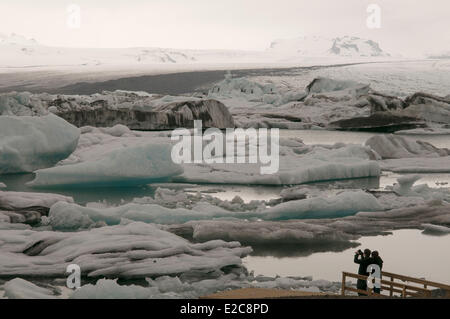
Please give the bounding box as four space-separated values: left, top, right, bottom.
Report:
243 229 450 284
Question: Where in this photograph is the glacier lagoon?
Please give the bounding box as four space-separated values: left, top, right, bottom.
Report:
1 130 449 287
1 60 450 297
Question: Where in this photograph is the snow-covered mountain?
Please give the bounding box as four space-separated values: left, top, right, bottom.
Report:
268 36 390 57
0 33 266 68
0 33 39 46
0 32 392 69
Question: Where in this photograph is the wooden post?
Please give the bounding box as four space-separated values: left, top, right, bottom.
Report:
341 272 346 296
390 276 394 297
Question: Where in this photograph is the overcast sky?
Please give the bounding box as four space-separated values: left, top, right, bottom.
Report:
0 0 449 56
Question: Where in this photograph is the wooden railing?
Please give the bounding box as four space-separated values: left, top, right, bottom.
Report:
342 271 450 298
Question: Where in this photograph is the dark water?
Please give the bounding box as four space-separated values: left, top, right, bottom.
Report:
0 173 157 205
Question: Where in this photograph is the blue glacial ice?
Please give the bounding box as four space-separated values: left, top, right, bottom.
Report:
46 190 383 230
27 143 184 188
0 114 80 174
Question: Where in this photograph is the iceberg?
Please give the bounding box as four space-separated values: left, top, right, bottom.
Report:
0 222 251 279
3 278 56 299
0 191 74 210
1 272 342 299
262 190 382 220
365 134 449 159
0 114 80 174
28 143 183 188
165 202 450 246
421 223 450 236
176 144 380 185
380 156 450 173
46 190 382 230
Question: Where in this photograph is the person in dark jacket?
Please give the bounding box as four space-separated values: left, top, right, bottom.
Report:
354 248 372 295
371 251 383 294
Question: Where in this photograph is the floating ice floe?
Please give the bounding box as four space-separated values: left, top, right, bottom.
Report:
262 190 382 220
46 190 382 230
25 123 381 187
0 222 251 279
28 143 183 188
379 157 450 173
0 191 74 210
165 202 450 246
402 93 450 124
176 144 381 185
1 272 343 299
387 175 450 202
363 134 450 173
396 127 450 136
421 223 450 236
0 191 74 227
2 278 56 299
365 134 449 159
0 114 80 174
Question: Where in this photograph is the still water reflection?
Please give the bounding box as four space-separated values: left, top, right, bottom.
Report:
243 230 450 284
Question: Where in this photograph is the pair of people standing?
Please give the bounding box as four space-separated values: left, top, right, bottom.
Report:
354 249 383 295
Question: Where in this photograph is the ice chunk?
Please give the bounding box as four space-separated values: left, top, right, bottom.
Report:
48 190 382 231
166 202 450 246
402 92 450 124
0 191 74 210
3 278 56 299
262 190 382 220
393 175 423 196
177 145 380 185
365 134 449 159
0 222 251 279
0 182 6 188
171 220 358 245
380 157 450 173
28 143 183 188
421 223 450 236
47 201 253 230
71 279 158 299
306 77 369 95
68 272 341 299
0 114 80 174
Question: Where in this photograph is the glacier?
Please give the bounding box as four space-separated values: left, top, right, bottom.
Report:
0 114 80 174
0 91 235 130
